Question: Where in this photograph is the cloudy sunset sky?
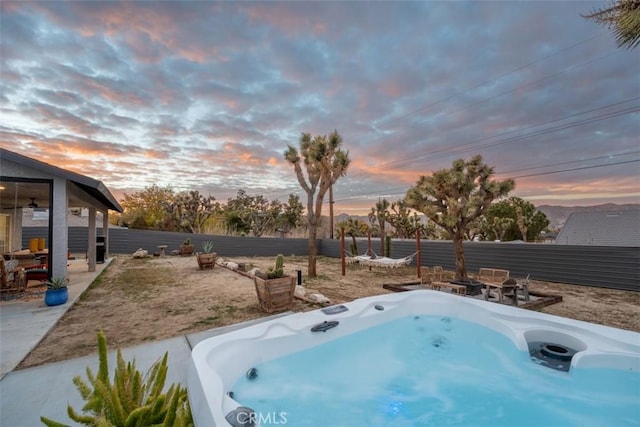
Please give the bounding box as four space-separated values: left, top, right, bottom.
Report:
1 1 639 214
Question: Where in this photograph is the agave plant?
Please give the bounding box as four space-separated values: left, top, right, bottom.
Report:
201 241 215 254
45 277 68 290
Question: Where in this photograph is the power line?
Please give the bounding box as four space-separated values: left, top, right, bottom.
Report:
330 155 640 204
432 106 639 161
364 40 614 157
422 51 617 129
497 150 640 175
348 99 639 178
376 35 602 128
256 39 634 205
510 159 640 179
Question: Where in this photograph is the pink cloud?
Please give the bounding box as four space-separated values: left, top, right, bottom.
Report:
24 2 225 64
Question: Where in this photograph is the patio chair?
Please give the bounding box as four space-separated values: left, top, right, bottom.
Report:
516 274 531 302
484 277 519 305
420 266 453 283
420 266 466 295
0 258 27 293
24 263 48 283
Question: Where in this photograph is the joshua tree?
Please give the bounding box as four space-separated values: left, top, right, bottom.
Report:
405 155 514 279
337 218 370 256
583 0 640 49
368 198 390 256
482 197 550 242
285 130 350 277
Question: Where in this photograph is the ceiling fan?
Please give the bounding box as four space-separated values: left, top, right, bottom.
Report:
2 196 40 210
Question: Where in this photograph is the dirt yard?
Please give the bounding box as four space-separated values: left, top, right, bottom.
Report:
17 254 640 369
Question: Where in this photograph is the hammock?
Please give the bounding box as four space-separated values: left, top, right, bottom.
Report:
345 251 418 268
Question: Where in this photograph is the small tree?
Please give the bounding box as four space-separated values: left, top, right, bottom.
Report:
405 155 514 279
368 198 390 256
170 190 219 234
276 194 304 236
285 130 350 277
387 199 436 239
483 197 550 242
119 185 175 230
337 218 370 256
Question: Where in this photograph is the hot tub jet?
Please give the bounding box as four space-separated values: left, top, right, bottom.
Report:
311 320 339 332
246 367 258 380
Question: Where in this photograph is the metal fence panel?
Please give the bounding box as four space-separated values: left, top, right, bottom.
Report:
21 228 638 291
23 227 308 258
318 237 638 291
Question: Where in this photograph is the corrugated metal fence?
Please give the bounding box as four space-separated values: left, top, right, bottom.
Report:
23 228 308 259
23 227 639 291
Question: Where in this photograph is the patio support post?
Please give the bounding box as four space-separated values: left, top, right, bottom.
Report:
88 207 96 272
102 210 109 259
50 177 68 279
10 207 23 251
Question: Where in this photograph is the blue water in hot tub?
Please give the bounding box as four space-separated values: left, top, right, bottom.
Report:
230 316 640 426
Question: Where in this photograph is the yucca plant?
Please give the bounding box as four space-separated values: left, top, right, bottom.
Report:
40 331 193 427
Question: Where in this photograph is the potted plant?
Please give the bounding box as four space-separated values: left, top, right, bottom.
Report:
180 238 194 256
44 277 68 306
253 254 296 313
196 241 217 270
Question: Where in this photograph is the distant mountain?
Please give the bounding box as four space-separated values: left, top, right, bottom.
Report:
537 203 640 228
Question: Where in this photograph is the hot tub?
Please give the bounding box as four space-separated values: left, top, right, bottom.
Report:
188 290 640 426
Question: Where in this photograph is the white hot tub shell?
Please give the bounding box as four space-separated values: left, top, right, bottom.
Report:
187 290 640 426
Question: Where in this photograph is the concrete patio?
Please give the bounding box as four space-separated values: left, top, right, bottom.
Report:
0 257 286 426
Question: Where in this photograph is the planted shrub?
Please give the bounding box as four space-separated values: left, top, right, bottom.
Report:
40 331 193 427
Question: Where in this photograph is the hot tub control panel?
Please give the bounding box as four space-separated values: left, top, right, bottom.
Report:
321 305 349 315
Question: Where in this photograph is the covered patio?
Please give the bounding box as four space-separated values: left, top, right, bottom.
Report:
0 148 123 283
0 257 112 376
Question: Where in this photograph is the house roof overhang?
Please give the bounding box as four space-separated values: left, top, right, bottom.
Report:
0 148 123 212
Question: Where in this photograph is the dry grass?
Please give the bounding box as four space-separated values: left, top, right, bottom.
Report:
17 254 640 369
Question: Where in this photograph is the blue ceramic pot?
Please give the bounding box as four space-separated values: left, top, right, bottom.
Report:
44 287 68 306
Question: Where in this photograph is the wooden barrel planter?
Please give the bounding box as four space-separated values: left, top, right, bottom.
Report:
197 253 217 270
253 275 296 313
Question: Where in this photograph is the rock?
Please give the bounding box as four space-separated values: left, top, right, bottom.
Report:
132 248 148 258
227 262 239 270
294 285 306 298
308 293 330 304
248 267 261 277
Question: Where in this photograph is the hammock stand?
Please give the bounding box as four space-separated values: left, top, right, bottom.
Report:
340 228 422 277
346 251 418 268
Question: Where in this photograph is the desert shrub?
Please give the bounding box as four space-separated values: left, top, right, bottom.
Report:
40 331 193 427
